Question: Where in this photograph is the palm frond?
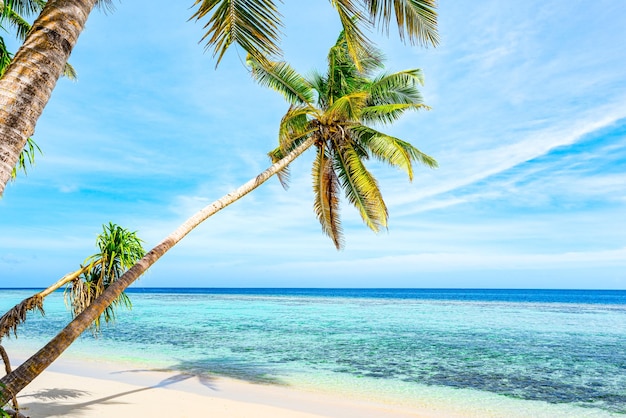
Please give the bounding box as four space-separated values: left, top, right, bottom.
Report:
367 69 424 105
278 105 314 151
268 146 290 189
269 107 315 189
402 136 437 168
1 0 42 19
63 62 77 80
271 143 298 188
96 0 116 14
308 70 328 109
365 0 439 47
10 137 41 180
4 8 31 40
328 0 373 72
0 37 12 78
313 146 344 249
247 55 313 105
192 0 283 66
361 102 428 124
354 125 436 180
334 144 388 231
332 25 385 76
66 223 145 334
0 294 43 339
325 91 368 122
326 33 382 103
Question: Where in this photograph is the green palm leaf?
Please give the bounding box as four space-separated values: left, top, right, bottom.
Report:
328 0 373 72
0 37 12 78
1 0 43 19
247 55 314 105
334 144 388 232
309 70 329 109
10 136 40 180
313 147 344 249
63 62 77 81
368 69 425 105
268 146 291 189
352 125 435 180
361 102 428 124
278 105 314 150
325 91 368 122
192 0 283 65
3 7 30 40
269 106 315 189
365 0 439 47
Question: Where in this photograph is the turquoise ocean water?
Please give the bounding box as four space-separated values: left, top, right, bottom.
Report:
1 288 625 417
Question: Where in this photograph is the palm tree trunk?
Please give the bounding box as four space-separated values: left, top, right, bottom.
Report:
0 344 18 411
0 0 97 196
0 136 316 399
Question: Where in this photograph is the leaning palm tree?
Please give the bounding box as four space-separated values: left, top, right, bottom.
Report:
0 0 438 196
0 27 436 400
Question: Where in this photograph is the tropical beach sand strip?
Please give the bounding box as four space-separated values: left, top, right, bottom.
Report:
10 357 451 418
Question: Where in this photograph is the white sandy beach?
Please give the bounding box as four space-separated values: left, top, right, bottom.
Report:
10 357 452 418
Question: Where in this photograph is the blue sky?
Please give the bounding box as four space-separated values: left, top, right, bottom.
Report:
1 1 625 288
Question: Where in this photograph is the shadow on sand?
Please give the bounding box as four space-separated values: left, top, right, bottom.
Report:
114 357 288 386
17 357 288 417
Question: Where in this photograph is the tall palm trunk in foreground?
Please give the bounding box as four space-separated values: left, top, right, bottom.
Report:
0 0 98 196
0 136 315 401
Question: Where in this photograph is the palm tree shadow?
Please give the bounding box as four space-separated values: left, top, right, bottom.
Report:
17 358 287 416
114 357 288 389
20 387 90 401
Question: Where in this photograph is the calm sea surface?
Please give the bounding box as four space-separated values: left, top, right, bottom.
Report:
1 288 625 417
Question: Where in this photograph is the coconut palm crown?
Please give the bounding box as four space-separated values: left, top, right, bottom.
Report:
249 31 437 249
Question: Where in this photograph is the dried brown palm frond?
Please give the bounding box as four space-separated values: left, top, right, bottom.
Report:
64 277 91 323
0 266 89 341
0 295 44 340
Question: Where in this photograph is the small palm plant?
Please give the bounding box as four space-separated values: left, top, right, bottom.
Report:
0 223 144 340
249 30 437 248
65 222 144 333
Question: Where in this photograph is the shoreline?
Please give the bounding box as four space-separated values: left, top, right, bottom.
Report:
5 347 621 417
10 355 447 418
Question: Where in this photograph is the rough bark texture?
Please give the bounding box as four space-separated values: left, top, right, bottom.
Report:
0 136 315 398
0 0 98 196
0 344 19 412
